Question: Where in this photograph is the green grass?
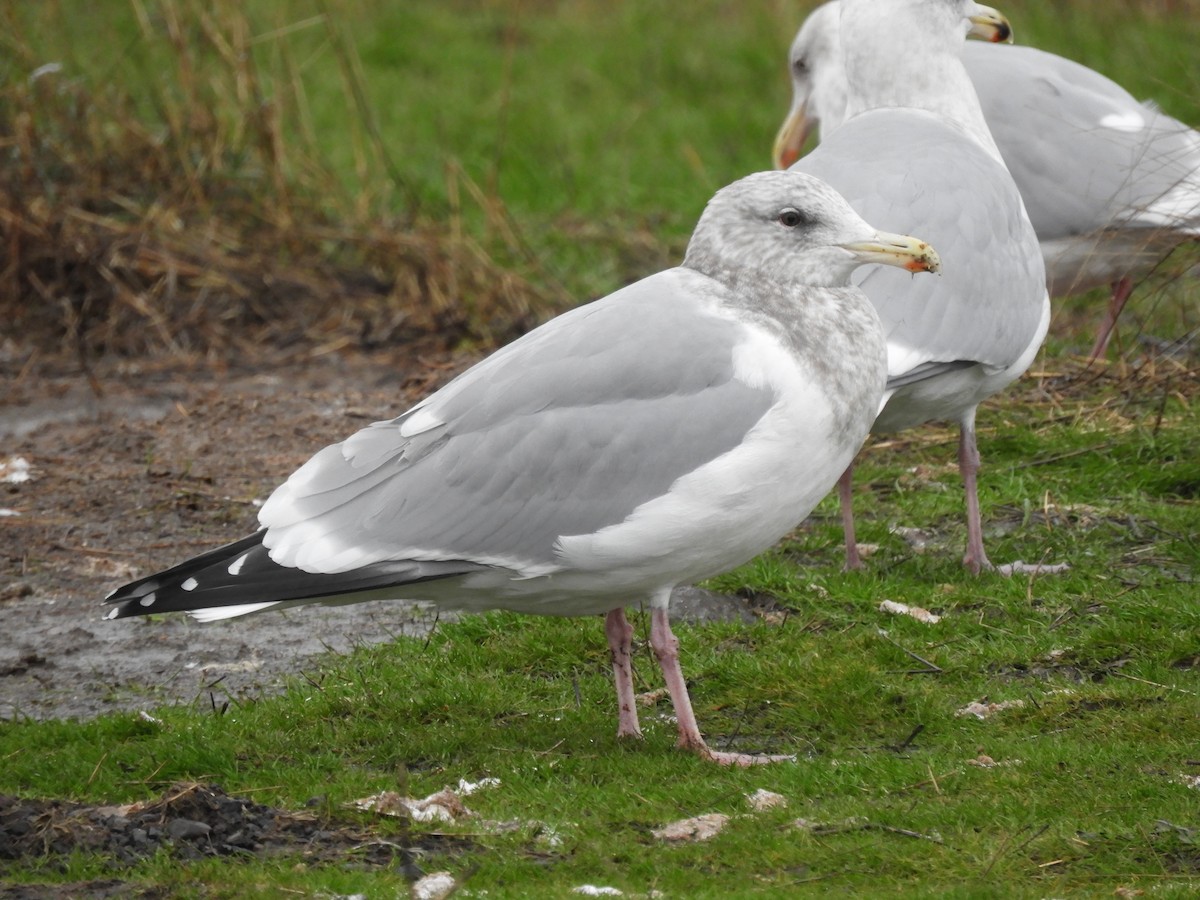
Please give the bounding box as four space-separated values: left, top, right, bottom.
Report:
3 372 1198 895
3 0 1200 896
8 0 1200 309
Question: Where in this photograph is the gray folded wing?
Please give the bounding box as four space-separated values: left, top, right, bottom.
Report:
258 269 777 576
965 42 1200 242
792 109 1046 379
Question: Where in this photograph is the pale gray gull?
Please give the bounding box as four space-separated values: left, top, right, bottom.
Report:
772 0 1065 575
777 1 1200 361
103 170 941 767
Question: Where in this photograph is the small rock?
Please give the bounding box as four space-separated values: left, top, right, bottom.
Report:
166 818 212 840
652 812 729 843
954 699 1026 720
879 599 941 624
412 870 457 900
745 789 788 812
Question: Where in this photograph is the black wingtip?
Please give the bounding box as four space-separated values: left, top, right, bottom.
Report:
102 532 267 619
102 531 484 621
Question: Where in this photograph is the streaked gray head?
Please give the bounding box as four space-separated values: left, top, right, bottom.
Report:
684 170 885 288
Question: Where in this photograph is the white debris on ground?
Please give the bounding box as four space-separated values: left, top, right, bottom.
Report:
967 754 1022 768
351 778 498 823
456 777 501 795
0 456 33 484
572 887 624 897
411 871 457 900
745 789 788 812
954 699 1026 719
635 687 669 707
879 599 941 624
351 788 466 823
1178 774 1200 790
351 778 567 850
652 813 729 843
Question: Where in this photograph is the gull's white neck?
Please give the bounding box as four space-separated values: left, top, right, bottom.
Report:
838 3 1006 165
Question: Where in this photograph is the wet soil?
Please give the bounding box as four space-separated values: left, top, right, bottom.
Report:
1 348 480 722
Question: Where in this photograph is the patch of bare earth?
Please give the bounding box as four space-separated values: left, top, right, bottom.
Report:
1 349 476 722
0 781 471 891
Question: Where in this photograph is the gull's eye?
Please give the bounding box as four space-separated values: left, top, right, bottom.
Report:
778 207 810 228
792 55 808 75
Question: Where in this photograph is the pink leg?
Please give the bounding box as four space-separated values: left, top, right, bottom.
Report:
959 422 992 575
605 608 642 740
838 463 865 571
649 607 793 767
1088 276 1134 362
960 420 1070 577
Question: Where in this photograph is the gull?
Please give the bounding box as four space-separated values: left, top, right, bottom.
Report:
103 170 940 767
772 0 1063 575
967 41 1200 359
777 1 1200 360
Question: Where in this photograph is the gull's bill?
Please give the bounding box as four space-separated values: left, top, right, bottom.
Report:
967 3 1013 43
842 232 942 274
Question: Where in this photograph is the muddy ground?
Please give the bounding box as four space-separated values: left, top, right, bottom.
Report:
1 347 753 724
1 347 491 724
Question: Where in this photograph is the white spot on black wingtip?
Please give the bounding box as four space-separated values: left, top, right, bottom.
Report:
182 577 198 592
139 592 157 607
104 585 121 601
228 553 249 576
104 607 120 620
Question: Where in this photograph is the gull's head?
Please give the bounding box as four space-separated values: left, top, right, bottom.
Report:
840 0 1013 61
685 171 941 289
773 2 845 170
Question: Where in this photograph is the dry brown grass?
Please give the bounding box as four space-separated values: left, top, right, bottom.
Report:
0 1 561 368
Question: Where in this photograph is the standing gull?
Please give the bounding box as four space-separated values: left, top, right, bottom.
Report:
772 0 1062 574
964 42 1200 359
103 171 940 767
777 2 1200 360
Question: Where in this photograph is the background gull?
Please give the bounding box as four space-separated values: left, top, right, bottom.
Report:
773 0 1062 575
966 42 1200 359
102 170 940 767
778 1 1200 361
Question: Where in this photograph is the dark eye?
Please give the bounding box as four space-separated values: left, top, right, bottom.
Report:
778 207 809 228
792 56 808 75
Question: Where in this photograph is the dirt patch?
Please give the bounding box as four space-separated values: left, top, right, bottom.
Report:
1 348 476 721
0 781 466 873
